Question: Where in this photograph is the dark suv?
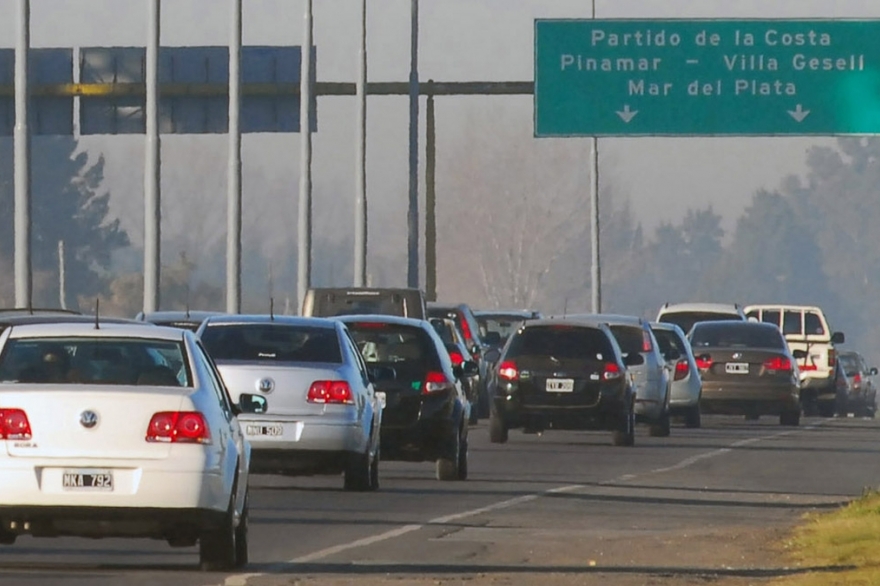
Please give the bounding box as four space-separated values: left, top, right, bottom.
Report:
339 315 472 481
489 319 638 446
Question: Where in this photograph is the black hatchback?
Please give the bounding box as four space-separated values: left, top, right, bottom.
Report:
489 320 638 446
339 315 472 480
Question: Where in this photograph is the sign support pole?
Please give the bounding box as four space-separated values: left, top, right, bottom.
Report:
227 0 242 313
144 0 161 313
590 0 601 314
297 0 313 313
14 0 31 309
406 0 420 289
354 0 367 286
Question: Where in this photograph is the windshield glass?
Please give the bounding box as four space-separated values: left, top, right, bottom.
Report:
346 323 441 381
690 324 785 350
201 324 342 363
0 337 190 386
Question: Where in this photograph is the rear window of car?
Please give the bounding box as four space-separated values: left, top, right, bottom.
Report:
477 316 526 344
652 328 687 359
0 337 190 386
608 325 646 356
838 354 861 377
346 323 441 379
690 324 785 350
200 324 342 363
506 326 615 361
805 312 825 336
659 312 742 334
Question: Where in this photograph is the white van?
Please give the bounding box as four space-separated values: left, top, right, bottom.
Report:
744 304 845 416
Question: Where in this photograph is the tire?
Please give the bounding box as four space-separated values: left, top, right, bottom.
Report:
436 431 460 481
489 404 508 444
684 405 701 429
344 447 373 492
199 498 237 571
0 529 15 545
369 446 380 491
234 492 249 568
612 407 635 447
780 410 801 426
649 408 671 437
457 436 468 480
468 400 479 425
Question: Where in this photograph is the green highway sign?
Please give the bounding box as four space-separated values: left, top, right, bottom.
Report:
534 19 880 136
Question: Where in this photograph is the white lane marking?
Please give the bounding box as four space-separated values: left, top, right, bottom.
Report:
223 425 819 585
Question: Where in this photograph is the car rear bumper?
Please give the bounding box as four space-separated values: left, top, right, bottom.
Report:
700 383 799 415
241 415 368 455
0 505 226 540
380 415 459 462
494 394 628 431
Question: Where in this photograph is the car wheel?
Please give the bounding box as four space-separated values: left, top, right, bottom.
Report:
780 410 800 426
612 406 635 447
369 446 380 491
234 491 249 568
684 405 701 429
489 403 508 444
0 528 15 545
199 497 237 571
436 431 460 481
649 408 671 437
457 435 468 480
344 447 373 492
468 400 479 425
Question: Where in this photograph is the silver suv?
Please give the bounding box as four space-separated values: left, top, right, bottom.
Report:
656 303 746 335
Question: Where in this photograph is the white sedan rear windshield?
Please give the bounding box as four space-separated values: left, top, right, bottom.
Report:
0 337 190 386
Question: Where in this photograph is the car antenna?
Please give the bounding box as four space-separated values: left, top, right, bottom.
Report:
270 297 275 321
94 298 100 330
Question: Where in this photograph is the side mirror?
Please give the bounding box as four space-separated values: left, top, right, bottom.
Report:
483 331 502 346
623 353 645 367
871 367 878 376
238 393 268 414
792 349 808 360
832 332 845 344
368 366 396 384
484 349 501 365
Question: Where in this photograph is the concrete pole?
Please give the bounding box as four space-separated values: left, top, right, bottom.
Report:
424 82 436 302
143 0 161 313
58 240 66 310
14 0 31 309
297 0 313 313
354 0 367 286
590 0 601 313
227 0 242 313
406 0 420 289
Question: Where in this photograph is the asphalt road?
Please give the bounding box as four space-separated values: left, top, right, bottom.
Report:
0 415 877 586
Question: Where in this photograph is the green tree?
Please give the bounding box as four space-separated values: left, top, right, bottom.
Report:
0 137 130 308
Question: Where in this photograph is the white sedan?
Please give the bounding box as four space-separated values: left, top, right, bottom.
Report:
0 322 265 571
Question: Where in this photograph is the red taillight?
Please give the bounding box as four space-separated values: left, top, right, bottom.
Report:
696 356 713 370
307 381 355 405
424 371 452 394
0 409 32 440
603 362 622 380
674 359 689 381
763 356 792 372
146 412 211 444
459 318 473 343
800 362 818 371
853 373 862 390
498 360 519 381
828 349 836 368
642 331 653 353
449 351 465 367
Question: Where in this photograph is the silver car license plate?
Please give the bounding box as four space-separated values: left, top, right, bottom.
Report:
63 470 113 491
725 363 749 374
546 378 574 392
245 423 284 437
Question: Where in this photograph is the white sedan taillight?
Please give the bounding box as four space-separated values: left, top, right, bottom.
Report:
146 412 211 444
0 408 32 440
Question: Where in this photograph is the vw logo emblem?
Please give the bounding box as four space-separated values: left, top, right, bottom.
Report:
256 377 275 394
80 410 98 429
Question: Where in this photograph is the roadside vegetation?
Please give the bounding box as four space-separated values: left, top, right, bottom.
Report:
776 490 880 585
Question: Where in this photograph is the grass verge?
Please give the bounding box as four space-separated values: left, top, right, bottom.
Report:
774 490 880 586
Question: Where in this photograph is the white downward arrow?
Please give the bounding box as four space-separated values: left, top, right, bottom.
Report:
616 104 639 123
788 104 810 122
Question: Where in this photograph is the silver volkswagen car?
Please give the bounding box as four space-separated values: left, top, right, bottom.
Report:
559 314 671 437
650 322 702 428
197 315 383 491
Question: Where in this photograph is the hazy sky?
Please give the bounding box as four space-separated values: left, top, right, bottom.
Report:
1 0 878 291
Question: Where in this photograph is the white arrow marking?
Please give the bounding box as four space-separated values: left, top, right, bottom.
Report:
788 104 811 123
616 104 638 123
